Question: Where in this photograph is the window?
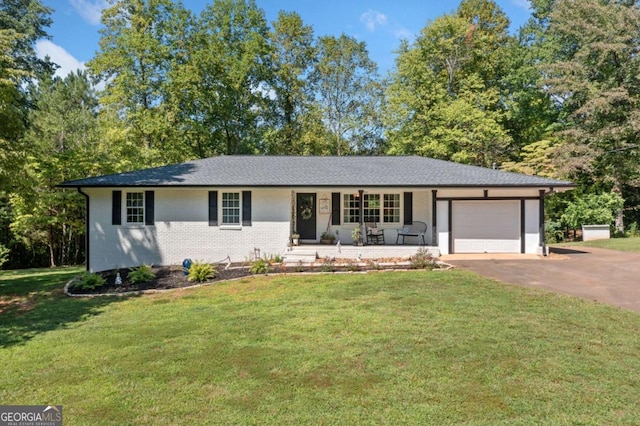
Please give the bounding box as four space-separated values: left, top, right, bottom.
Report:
363 194 381 223
222 192 240 225
343 194 360 223
126 192 144 224
342 192 401 224
384 194 401 223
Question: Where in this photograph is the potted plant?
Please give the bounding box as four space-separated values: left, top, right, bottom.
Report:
291 231 300 246
351 226 363 246
320 231 336 244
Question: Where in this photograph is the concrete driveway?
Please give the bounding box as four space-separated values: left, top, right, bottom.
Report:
443 246 640 313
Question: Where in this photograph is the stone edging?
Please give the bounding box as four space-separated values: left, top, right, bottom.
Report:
64 262 455 298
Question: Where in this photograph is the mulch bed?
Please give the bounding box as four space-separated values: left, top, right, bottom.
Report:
66 260 429 296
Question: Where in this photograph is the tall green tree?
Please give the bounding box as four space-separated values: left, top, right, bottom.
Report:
312 34 383 155
0 0 53 267
11 70 100 267
385 0 512 167
88 0 192 167
542 0 640 230
263 10 317 154
173 0 271 157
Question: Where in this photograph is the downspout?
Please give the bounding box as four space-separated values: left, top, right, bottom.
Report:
539 189 546 256
77 188 90 271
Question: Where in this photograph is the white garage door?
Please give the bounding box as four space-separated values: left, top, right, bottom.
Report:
452 201 520 253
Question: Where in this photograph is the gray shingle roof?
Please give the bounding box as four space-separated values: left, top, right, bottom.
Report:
59 156 574 188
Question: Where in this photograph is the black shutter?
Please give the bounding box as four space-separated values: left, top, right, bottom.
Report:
112 190 121 225
242 191 252 226
331 192 341 225
145 191 155 225
209 191 218 226
403 192 413 225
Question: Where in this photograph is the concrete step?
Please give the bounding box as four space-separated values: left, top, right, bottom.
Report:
283 250 317 264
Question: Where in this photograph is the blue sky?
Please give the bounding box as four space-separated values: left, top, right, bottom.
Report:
38 0 532 78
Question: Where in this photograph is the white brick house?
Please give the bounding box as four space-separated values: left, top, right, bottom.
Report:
60 156 574 272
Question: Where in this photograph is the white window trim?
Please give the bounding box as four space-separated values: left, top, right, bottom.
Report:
123 191 145 227
220 191 242 228
342 192 402 225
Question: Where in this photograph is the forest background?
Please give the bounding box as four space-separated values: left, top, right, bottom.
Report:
1 0 638 268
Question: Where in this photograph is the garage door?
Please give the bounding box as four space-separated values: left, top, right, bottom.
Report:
452 201 520 253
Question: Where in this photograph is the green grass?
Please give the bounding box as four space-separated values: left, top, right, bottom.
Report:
2 268 640 424
554 236 640 252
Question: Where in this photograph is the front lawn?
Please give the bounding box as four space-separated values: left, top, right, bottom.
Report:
1 268 640 424
555 236 640 252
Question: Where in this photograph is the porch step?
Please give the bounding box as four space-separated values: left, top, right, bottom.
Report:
283 250 317 265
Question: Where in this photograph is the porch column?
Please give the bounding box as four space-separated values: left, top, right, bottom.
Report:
539 189 545 248
432 190 437 245
358 189 364 244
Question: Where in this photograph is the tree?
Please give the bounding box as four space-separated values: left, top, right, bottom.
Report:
263 11 317 154
385 0 512 167
172 0 271 157
0 0 54 182
0 0 53 267
312 34 383 155
10 70 100 267
542 0 640 231
561 192 624 230
88 0 192 167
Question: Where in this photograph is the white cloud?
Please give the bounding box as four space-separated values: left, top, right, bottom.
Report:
393 26 413 40
69 0 109 26
35 40 86 78
511 0 532 10
360 9 388 32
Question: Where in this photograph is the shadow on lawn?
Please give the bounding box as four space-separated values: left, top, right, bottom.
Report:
0 268 133 348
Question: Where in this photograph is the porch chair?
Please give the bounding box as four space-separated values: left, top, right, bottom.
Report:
365 222 385 245
396 221 427 245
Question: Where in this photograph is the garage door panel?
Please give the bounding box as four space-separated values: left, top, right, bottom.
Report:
452 201 520 254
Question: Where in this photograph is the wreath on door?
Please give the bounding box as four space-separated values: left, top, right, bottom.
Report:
300 206 313 220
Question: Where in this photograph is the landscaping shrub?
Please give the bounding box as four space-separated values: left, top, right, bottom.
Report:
346 261 361 272
321 258 336 272
409 248 437 270
188 262 217 283
0 244 9 269
128 264 156 284
74 272 106 291
545 220 565 244
249 258 271 274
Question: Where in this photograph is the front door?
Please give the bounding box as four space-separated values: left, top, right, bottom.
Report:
296 193 317 240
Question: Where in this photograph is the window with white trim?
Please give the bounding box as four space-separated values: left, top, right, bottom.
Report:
383 194 401 223
126 192 144 224
363 194 381 223
343 194 360 223
343 192 401 224
222 192 240 225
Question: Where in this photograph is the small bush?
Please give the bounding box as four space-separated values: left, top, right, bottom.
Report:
368 260 382 270
128 264 156 284
321 258 336 273
627 222 640 237
249 258 271 274
346 262 361 272
0 244 9 269
295 260 305 273
545 220 565 244
409 248 437 270
264 253 283 263
188 262 217 283
74 272 106 291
